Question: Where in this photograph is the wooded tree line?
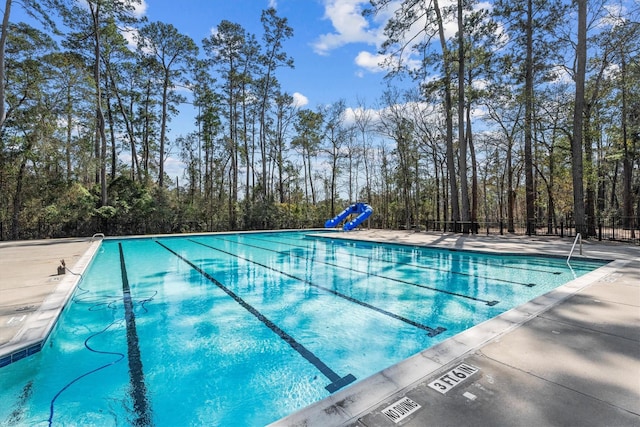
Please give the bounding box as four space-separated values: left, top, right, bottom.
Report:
0 0 638 240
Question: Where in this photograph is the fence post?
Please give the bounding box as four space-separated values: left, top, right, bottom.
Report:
598 221 602 241
612 217 615 240
500 221 503 235
560 221 564 238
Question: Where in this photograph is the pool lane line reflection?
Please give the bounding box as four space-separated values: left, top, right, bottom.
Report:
155 240 356 394
187 239 447 338
270 233 565 275
250 235 538 288
215 236 500 307
119 243 153 427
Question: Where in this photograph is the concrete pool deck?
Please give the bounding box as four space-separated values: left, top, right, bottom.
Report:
1 230 638 426
0 237 99 364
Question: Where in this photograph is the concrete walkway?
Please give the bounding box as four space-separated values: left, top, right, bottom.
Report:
1 231 639 426
0 238 97 364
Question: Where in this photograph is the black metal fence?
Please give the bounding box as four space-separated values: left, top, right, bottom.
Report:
421 216 640 245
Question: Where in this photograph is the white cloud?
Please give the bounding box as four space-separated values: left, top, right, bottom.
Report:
122 27 139 51
165 156 186 180
315 0 495 78
472 79 488 91
312 0 382 55
292 92 309 107
131 0 148 18
356 50 422 75
119 0 148 51
118 153 185 181
354 51 387 73
343 106 382 126
268 0 278 8
603 62 620 80
601 3 629 28
312 0 427 76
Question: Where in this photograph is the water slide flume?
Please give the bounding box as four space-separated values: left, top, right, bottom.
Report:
325 203 373 231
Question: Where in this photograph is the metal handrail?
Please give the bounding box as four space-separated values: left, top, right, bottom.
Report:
567 233 582 265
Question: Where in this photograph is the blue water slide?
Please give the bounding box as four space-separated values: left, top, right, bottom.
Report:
343 203 373 231
324 203 373 231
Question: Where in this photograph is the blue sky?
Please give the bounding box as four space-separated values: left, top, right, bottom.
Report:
10 0 405 178
141 0 393 111
136 0 404 174
11 0 399 119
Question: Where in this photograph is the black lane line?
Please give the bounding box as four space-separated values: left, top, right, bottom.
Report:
118 243 152 426
155 240 355 394
223 236 499 306
188 239 446 338
254 235 537 288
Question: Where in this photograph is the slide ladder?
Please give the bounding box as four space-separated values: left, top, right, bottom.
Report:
324 203 373 231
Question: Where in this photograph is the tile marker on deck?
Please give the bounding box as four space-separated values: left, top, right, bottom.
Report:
381 397 422 424
156 240 356 393
427 363 479 394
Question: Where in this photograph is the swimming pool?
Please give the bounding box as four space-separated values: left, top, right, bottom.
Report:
0 231 607 426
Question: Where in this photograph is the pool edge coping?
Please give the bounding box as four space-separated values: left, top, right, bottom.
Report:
267 257 626 427
0 240 102 367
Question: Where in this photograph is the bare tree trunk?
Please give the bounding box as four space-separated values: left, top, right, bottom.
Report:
109 67 140 181
230 103 238 229
11 142 31 239
239 81 250 204
433 147 440 225
548 143 556 232
467 106 478 227
65 86 73 181
106 85 117 181
610 159 619 210
0 0 12 130
584 110 596 236
621 56 633 228
433 0 459 225
571 0 587 235
90 3 108 206
159 71 169 188
307 151 316 205
506 138 515 233
596 132 606 214
275 105 286 203
457 0 469 229
302 156 308 203
142 81 151 182
524 0 536 235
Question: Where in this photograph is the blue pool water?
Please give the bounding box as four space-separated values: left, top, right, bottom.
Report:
0 231 607 426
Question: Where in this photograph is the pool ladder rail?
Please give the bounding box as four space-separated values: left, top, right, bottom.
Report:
566 233 582 266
